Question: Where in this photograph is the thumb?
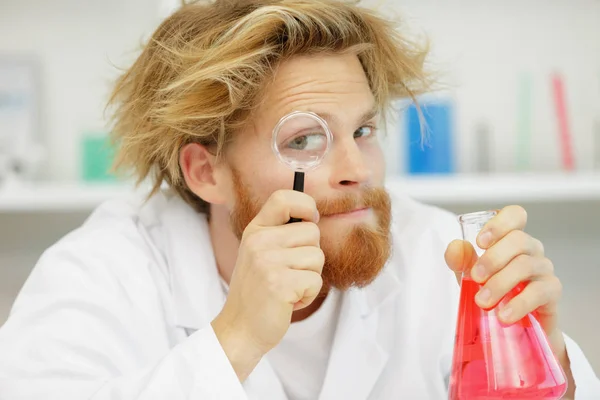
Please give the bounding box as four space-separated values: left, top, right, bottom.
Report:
444 239 478 284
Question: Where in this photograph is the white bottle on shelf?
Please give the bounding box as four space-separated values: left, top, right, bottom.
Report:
594 119 600 171
474 121 491 174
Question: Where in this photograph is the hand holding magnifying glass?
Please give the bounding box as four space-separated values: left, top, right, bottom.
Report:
272 111 333 223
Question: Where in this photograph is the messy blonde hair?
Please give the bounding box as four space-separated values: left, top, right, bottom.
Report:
107 0 431 214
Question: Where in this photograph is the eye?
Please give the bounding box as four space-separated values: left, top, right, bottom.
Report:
354 125 376 139
286 133 327 151
290 136 308 149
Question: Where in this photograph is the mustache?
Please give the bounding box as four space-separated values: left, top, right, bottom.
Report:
316 187 390 216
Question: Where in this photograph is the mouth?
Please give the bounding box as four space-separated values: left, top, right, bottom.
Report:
325 207 371 219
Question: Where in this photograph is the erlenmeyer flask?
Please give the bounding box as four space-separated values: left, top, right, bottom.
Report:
448 211 567 399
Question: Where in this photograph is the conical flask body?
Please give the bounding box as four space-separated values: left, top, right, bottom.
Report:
448 276 567 399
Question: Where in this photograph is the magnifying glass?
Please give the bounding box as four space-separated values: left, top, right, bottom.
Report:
272 111 333 223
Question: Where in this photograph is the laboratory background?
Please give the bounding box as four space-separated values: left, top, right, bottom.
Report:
0 0 599 374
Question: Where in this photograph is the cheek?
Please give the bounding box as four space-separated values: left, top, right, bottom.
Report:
363 142 386 182
260 170 298 199
233 155 299 202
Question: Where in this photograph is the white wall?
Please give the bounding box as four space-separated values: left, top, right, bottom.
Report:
0 0 161 181
378 0 600 175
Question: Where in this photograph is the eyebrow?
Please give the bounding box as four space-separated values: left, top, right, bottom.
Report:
313 106 380 127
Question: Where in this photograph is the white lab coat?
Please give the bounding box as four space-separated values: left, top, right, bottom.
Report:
0 186 598 400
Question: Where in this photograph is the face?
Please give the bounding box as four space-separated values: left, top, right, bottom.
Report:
221 53 391 290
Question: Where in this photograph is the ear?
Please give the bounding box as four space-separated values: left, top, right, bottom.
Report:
179 143 228 205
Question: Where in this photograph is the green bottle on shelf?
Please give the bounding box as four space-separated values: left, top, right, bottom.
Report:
81 131 117 182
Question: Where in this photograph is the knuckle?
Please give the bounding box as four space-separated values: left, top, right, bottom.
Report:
307 223 321 243
313 248 325 267
300 195 317 220
265 270 282 294
550 275 563 297
534 238 545 255
526 255 538 277
519 206 528 223
487 275 509 300
516 291 533 312
487 255 501 273
520 233 541 256
313 273 324 289
240 224 257 240
539 281 554 304
269 190 289 210
519 299 532 317
543 257 554 273
509 205 528 223
510 229 528 246
513 254 533 275
253 250 274 269
481 252 500 273
307 271 323 290
245 243 258 260
244 229 269 250
317 247 325 263
307 195 317 213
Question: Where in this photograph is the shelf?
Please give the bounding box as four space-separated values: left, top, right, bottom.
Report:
386 173 600 204
0 181 141 213
0 173 599 213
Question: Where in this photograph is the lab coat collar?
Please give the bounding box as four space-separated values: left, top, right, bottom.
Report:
160 193 227 331
318 263 402 399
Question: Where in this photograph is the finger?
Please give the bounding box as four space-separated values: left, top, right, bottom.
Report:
269 222 321 248
477 205 528 249
278 247 325 274
244 222 321 250
282 270 323 310
472 230 545 283
474 255 554 310
445 239 479 274
248 190 318 230
495 277 562 325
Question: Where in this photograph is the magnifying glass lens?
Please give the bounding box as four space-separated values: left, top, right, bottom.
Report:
272 112 332 172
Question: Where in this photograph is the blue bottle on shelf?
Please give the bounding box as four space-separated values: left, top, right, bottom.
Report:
405 101 455 175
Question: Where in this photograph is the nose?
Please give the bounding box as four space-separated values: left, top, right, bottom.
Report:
328 137 372 189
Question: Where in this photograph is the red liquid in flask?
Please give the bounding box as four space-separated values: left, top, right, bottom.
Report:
448 277 567 399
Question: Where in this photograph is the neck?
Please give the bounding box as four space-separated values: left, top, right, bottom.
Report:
208 205 240 284
208 204 327 322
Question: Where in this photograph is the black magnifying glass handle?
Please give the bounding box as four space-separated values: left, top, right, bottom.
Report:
288 171 305 223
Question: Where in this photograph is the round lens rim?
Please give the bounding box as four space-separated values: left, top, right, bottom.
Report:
271 111 333 172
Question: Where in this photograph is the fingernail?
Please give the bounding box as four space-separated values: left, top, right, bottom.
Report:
478 230 492 248
476 288 491 305
499 306 512 321
315 210 320 223
471 263 486 282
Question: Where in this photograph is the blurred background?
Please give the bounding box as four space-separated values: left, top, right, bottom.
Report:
0 0 599 374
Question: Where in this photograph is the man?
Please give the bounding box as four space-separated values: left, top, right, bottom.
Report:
0 0 598 399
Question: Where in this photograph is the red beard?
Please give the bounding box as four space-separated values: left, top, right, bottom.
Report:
230 170 392 290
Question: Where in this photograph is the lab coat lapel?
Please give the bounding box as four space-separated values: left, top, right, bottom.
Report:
160 194 226 331
318 267 402 400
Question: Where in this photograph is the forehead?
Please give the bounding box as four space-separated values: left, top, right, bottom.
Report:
258 53 377 124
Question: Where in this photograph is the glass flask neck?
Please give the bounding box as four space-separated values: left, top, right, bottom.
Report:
458 210 497 277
